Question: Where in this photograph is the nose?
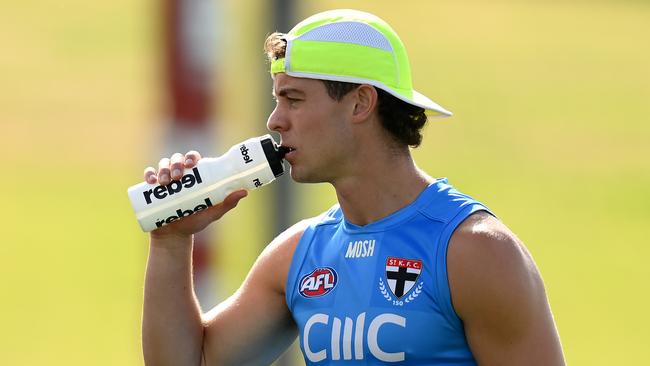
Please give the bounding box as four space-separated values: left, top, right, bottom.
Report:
266 104 288 132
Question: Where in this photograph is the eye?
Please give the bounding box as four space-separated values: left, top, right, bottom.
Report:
284 97 302 108
272 94 302 107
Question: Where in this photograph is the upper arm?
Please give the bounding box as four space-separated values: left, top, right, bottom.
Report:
201 220 309 366
447 212 565 365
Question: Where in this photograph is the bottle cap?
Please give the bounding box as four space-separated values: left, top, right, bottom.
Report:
261 136 286 177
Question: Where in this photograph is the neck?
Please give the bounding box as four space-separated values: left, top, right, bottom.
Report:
332 148 433 226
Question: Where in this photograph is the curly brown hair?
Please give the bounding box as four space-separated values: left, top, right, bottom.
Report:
264 33 428 147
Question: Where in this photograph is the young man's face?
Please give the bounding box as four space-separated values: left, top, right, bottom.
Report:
267 73 357 183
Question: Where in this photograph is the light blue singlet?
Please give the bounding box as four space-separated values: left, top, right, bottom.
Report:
285 179 491 365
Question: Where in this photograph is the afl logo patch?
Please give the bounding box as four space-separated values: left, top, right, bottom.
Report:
299 267 338 298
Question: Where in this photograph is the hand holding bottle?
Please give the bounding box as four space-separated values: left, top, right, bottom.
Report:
141 150 249 238
128 135 286 233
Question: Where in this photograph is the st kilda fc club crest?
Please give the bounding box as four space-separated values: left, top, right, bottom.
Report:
378 257 424 306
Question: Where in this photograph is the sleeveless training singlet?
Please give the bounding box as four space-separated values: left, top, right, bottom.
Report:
285 179 491 365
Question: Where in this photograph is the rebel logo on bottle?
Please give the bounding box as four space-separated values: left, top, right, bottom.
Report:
142 167 203 205
240 144 253 164
154 198 213 228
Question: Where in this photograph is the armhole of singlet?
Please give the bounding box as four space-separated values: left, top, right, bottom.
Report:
284 222 320 312
434 204 493 333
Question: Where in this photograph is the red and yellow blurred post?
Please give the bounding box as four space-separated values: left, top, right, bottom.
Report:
162 0 220 308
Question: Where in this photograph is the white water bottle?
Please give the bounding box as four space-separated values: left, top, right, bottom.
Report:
128 135 287 232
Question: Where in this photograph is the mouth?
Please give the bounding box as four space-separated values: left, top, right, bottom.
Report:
278 145 296 160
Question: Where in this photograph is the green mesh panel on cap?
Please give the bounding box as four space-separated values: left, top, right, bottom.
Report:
291 41 405 94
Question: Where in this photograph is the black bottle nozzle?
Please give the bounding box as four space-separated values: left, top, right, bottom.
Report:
261 137 286 177
277 145 292 159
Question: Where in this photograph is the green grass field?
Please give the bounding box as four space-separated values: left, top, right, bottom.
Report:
1 0 649 364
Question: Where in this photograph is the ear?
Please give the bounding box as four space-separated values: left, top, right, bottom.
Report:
351 84 378 123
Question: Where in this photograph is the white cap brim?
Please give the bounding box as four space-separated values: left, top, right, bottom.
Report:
411 90 453 117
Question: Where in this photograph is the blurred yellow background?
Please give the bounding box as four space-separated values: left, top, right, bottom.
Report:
1 0 648 364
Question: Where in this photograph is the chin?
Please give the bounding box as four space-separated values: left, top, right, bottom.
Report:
289 168 310 183
289 166 324 184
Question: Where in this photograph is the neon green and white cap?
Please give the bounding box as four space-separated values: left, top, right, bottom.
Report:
270 9 452 117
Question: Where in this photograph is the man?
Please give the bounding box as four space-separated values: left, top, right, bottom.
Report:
142 9 565 365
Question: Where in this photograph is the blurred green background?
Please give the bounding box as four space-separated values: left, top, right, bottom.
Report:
1 0 648 364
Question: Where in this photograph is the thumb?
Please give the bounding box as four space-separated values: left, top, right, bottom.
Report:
223 189 248 208
208 190 248 221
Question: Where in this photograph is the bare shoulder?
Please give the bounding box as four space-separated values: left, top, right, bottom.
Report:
251 217 314 294
447 211 565 365
448 211 536 283
447 211 541 322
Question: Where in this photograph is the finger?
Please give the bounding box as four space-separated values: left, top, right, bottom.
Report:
209 190 248 221
144 167 157 184
184 150 202 168
158 158 171 185
223 190 248 207
170 153 185 180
